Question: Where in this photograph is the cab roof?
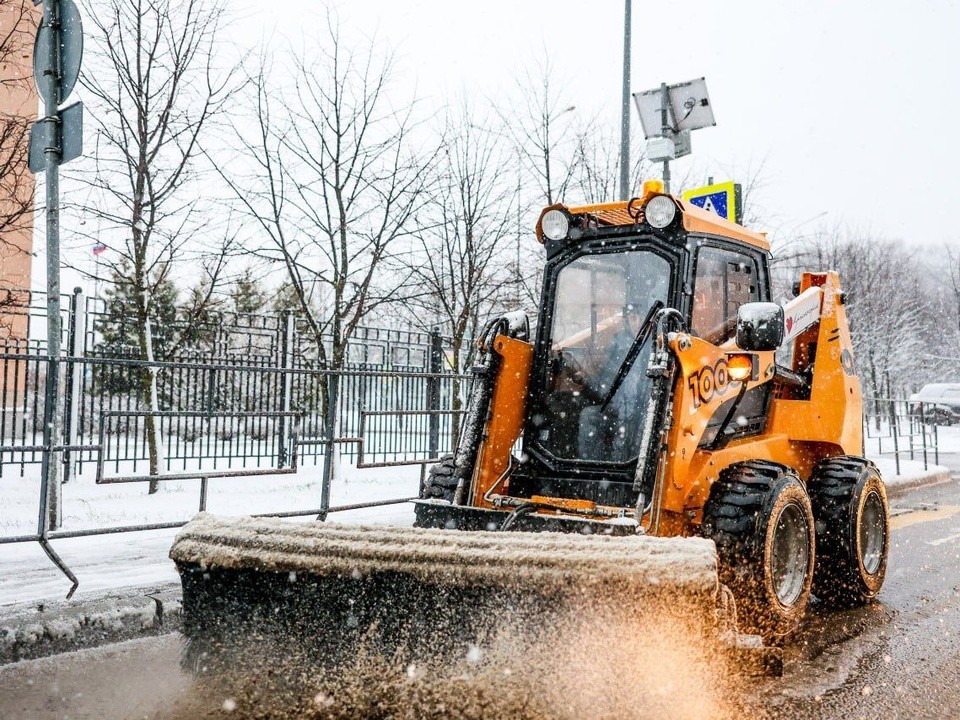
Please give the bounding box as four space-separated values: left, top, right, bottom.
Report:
550 196 770 253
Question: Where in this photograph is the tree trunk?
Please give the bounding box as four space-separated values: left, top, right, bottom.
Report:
869 355 881 432
450 334 463 449
136 299 163 493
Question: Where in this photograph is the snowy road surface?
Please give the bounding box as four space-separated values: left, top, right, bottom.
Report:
2 460 960 719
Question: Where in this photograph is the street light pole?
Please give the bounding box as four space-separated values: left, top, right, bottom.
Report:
619 0 632 201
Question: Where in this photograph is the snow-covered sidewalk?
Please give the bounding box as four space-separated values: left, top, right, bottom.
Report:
1 461 419 606
872 456 951 497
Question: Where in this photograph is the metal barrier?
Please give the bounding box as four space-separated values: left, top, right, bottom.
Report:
2 287 461 477
862 396 941 475
0 292 470 597
0 341 470 597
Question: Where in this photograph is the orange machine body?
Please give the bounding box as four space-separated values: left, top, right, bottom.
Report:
465 196 863 538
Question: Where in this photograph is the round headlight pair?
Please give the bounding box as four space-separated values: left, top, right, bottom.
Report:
644 195 677 229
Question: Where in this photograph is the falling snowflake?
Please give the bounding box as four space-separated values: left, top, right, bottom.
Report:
466 643 483 664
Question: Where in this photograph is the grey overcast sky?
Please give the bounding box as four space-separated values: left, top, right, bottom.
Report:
238 0 959 249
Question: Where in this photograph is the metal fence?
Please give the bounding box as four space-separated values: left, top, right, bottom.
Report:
0 287 471 596
1 287 468 478
862 395 941 474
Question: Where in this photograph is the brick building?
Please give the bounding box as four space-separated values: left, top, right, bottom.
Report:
1 1 39 411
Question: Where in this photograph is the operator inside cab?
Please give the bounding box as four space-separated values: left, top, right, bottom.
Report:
539 250 669 464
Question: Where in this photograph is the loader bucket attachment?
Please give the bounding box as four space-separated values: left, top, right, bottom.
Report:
171 513 764 676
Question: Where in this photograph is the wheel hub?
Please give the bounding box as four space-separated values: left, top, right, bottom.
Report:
860 490 886 575
771 502 809 607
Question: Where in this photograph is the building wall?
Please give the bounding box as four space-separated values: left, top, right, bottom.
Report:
1 1 39 410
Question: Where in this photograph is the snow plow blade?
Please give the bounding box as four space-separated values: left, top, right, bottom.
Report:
171 513 779 674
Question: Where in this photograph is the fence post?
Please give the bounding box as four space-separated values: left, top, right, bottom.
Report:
62 288 85 484
428 327 442 458
277 312 295 467
889 395 900 476
920 403 928 471
934 421 939 467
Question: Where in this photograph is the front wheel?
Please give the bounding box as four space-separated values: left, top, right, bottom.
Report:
808 456 890 608
701 460 816 640
420 455 458 503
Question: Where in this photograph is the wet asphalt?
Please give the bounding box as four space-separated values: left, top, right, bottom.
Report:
1 457 959 719
748 453 960 719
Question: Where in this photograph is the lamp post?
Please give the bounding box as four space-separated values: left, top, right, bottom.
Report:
619 0 632 201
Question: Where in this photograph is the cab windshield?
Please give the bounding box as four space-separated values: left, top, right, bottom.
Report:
536 250 671 463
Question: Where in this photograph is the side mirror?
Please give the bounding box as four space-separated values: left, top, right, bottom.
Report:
736 302 784 352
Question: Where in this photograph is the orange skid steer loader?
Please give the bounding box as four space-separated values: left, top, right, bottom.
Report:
171 183 889 671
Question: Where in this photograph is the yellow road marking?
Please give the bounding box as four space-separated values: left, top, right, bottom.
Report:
891 505 960 530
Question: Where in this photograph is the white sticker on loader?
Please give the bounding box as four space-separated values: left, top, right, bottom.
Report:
781 287 823 343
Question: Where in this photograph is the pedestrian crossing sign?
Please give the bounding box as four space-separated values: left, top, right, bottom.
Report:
682 181 742 224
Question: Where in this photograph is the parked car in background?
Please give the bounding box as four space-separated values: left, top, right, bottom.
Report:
909 384 960 424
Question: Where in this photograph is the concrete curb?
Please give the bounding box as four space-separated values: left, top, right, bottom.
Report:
0 583 182 665
885 468 954 499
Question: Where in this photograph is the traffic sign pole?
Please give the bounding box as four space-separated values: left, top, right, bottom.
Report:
37 0 63 534
659 82 671 194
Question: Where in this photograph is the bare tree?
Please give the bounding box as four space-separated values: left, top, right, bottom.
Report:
77 0 238 489
0 1 36 263
944 246 960 337
492 60 581 320
221 18 432 453
566 121 651 206
402 105 518 441
781 227 928 401
503 58 579 207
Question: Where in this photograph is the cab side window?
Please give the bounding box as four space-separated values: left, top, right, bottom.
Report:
692 246 760 343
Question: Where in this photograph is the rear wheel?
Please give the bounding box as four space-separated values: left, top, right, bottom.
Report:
701 460 816 640
421 455 458 503
808 456 889 608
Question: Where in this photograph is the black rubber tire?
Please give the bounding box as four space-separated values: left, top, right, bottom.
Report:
808 456 890 608
701 460 816 640
421 455 458 503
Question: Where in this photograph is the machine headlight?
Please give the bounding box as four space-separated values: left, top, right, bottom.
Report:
727 353 758 382
541 209 570 241
644 196 677 229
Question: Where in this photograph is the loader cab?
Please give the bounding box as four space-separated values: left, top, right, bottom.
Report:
512 195 771 507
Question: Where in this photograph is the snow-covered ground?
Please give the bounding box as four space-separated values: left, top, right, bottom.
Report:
1 430 955 607
0 460 419 606
865 422 959 462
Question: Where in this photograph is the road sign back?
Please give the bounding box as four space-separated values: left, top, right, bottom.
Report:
33 0 83 103
28 101 84 173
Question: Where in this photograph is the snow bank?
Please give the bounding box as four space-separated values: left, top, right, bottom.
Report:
0 585 181 664
870 456 951 497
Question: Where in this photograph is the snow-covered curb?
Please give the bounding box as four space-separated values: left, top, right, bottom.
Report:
870 457 952 498
0 583 181 665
